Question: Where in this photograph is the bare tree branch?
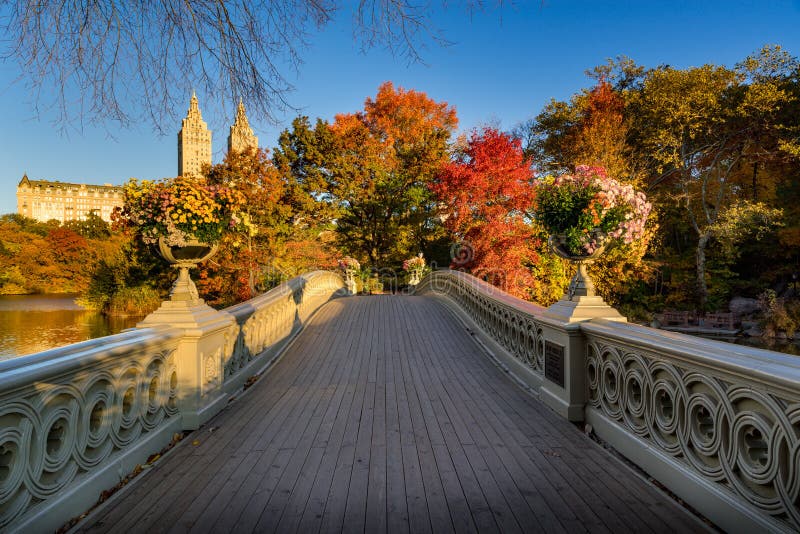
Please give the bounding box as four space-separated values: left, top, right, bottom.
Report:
0 1 492 132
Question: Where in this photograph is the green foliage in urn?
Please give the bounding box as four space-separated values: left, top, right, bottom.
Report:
535 166 652 256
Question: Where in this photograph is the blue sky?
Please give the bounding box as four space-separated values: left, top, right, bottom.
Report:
1 1 799 216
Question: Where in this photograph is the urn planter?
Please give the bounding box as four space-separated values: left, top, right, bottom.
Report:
547 232 607 301
157 237 218 303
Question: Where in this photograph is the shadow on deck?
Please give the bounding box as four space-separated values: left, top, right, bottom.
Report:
79 295 705 533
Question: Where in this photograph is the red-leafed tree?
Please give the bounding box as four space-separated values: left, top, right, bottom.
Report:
433 127 547 300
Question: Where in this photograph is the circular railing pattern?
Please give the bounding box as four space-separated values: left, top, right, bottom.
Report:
586 338 800 530
0 348 178 529
416 271 545 377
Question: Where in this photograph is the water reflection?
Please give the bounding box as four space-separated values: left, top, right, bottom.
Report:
0 295 141 360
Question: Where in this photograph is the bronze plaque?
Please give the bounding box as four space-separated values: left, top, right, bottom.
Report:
544 341 565 387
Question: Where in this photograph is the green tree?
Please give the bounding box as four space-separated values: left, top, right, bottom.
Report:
65 212 111 239
273 116 339 227
628 56 795 310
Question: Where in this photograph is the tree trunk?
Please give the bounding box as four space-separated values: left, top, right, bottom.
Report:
696 233 710 312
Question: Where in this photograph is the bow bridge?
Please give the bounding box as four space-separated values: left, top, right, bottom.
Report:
1 270 798 532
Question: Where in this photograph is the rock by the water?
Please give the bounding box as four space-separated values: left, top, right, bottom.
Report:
744 326 763 337
729 297 760 315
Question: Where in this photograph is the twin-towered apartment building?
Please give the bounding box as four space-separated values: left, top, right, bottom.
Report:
16 95 258 222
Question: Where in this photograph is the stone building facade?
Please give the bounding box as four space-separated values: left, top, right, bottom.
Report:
16 174 123 222
178 92 213 177
16 94 258 222
228 100 259 154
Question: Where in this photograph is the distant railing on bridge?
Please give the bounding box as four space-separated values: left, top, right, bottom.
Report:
0 270 345 533
417 269 800 533
415 269 547 385
224 271 347 392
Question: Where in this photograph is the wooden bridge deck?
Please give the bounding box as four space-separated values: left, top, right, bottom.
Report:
79 295 705 533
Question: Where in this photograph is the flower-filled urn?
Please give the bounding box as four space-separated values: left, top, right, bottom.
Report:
337 257 361 295
403 253 426 286
117 175 246 303
535 166 650 322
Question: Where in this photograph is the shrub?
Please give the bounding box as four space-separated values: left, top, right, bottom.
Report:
107 286 162 316
758 289 800 338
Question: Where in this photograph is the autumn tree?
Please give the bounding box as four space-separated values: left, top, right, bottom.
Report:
522 78 635 181
327 82 457 267
628 55 792 310
520 78 655 309
0 215 131 296
524 48 799 313
432 128 561 301
198 148 285 304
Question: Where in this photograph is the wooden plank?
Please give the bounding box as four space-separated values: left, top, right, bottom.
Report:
384 301 409 534
419 303 596 533
341 297 384 532
364 301 388 534
217 303 355 532
426 300 652 532
234 300 364 532
433 313 658 533
86 308 337 533
395 298 454 534
318 297 376 534
424 297 701 533
293 300 369 534
188 450 261 533
260 300 370 533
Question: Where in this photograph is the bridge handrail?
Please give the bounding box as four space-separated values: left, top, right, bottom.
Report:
0 326 183 532
582 318 800 531
416 269 547 379
222 270 346 389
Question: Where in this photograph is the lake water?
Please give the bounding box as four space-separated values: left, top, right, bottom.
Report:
0 295 141 361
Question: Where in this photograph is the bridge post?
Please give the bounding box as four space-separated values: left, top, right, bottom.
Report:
138 282 237 430
538 285 626 421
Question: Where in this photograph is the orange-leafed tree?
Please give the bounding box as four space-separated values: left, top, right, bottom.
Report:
329 82 457 267
199 147 286 305
571 79 632 184
433 127 555 301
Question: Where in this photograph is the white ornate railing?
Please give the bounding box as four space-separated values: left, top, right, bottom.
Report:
224 271 346 391
582 320 800 532
416 270 547 381
0 326 182 532
0 270 345 532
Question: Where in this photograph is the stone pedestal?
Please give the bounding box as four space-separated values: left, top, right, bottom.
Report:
539 261 626 421
345 277 357 296
542 294 626 323
138 270 236 430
